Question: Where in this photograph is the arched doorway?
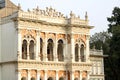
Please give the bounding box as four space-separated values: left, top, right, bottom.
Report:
57 39 64 61
47 39 54 61
21 77 27 80
47 77 53 80
22 40 27 59
75 44 79 62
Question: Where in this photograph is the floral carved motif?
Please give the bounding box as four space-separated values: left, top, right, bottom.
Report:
30 70 37 78
57 34 65 39
74 71 80 78
21 29 36 39
47 70 56 77
58 71 66 78
40 32 45 39
47 33 55 39
21 70 27 77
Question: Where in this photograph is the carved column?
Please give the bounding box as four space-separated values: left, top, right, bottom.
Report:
86 35 90 62
80 71 82 80
71 34 75 62
27 42 30 60
70 71 74 80
17 69 21 80
43 33 48 61
28 70 31 80
36 30 40 60
78 45 81 62
54 34 58 62
37 70 40 80
44 70 47 80
17 29 22 60
56 70 58 80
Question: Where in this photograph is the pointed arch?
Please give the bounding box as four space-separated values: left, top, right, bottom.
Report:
31 77 35 80
47 77 54 80
29 40 35 59
47 39 54 61
75 44 79 62
80 44 85 62
57 39 64 61
22 40 27 59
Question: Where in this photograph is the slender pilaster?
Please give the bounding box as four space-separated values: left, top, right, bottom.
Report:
56 70 58 80
87 71 90 80
80 71 82 80
54 34 58 62
36 30 40 60
17 69 21 80
43 33 48 61
37 70 40 80
44 70 47 80
71 34 75 62
27 42 30 60
78 46 81 62
28 70 30 80
86 35 90 62
65 34 68 62
17 29 22 60
70 71 74 80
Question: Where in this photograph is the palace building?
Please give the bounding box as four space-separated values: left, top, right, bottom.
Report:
0 0 105 80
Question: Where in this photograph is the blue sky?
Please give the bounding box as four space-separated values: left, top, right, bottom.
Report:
11 0 120 35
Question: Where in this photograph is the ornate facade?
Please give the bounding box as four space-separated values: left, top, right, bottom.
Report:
0 0 105 80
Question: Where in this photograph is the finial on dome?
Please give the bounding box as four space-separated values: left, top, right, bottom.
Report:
85 11 88 21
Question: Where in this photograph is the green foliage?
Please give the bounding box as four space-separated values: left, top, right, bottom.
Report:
107 7 120 80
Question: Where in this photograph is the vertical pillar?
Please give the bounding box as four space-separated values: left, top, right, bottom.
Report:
27 42 30 60
43 33 48 61
44 70 47 80
17 69 21 80
28 70 30 80
65 34 68 62
87 71 90 80
71 34 75 62
56 70 58 80
36 30 40 60
86 35 90 62
78 46 81 62
37 70 40 80
54 34 58 62
17 29 22 60
70 71 74 80
80 71 82 80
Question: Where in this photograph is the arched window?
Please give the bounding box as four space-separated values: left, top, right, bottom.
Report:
75 44 79 62
59 77 65 80
21 77 27 80
47 39 54 61
31 77 35 80
40 38 43 61
74 78 79 80
29 40 35 59
22 40 27 59
57 39 64 61
80 44 85 62
47 77 53 80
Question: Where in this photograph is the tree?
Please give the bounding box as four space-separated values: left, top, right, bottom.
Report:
107 7 120 80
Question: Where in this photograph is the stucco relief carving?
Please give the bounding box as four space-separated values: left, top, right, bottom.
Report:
56 34 65 40
74 71 80 78
47 70 56 78
40 70 45 79
21 29 36 40
21 70 27 77
40 32 45 39
30 70 37 78
82 71 87 78
47 33 55 39
58 71 66 78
